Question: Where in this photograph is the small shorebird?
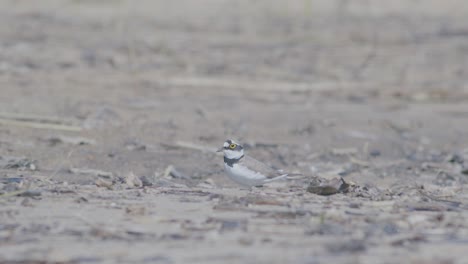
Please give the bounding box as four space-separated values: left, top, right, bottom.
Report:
217 139 291 187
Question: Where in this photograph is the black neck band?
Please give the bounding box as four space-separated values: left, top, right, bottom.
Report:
224 155 244 167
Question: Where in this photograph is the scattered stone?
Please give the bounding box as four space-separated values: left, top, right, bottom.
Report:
83 106 122 129
124 139 147 151
0 178 23 184
75 197 89 203
125 205 146 216
331 148 358 156
405 202 457 212
238 236 254 246
434 172 457 186
20 198 33 207
307 177 350 195
326 239 366 253
390 234 426 246
0 156 37 171
291 124 315 135
95 178 114 190
163 165 190 180
125 172 143 188
140 176 153 187
46 135 96 146
18 190 42 197
306 223 349 236
69 168 113 178
220 220 241 231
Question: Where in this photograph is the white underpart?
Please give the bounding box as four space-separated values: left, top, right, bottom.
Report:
224 163 288 187
223 149 244 159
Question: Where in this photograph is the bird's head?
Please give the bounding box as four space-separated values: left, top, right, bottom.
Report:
217 139 244 159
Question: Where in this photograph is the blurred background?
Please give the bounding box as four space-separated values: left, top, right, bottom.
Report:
1 0 468 263
1 0 468 181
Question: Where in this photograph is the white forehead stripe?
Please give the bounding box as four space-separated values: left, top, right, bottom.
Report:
224 142 229 147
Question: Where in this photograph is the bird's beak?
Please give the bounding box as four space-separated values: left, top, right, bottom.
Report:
216 147 223 152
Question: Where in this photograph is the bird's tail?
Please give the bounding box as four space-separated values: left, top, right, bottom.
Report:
264 174 289 183
265 172 305 183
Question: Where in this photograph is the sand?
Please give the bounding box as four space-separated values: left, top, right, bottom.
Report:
1 1 468 263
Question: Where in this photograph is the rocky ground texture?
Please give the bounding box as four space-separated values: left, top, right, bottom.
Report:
1 1 468 263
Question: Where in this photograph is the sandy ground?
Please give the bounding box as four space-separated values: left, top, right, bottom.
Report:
1 0 468 263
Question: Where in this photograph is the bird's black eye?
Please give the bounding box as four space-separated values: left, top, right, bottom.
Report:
229 144 237 149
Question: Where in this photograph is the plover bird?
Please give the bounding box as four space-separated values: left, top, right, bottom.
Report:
217 139 290 187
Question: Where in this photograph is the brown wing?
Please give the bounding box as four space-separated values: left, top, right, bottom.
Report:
239 156 285 179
